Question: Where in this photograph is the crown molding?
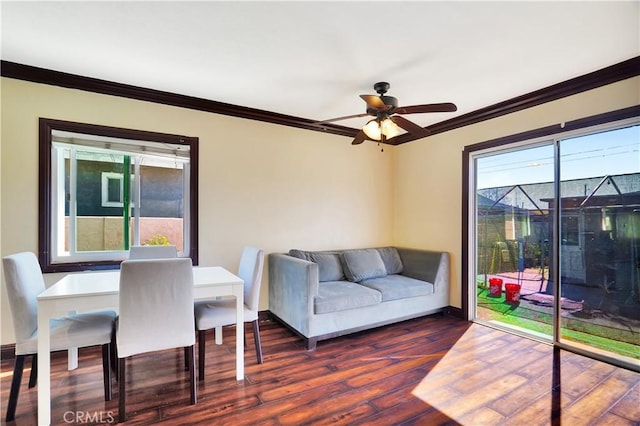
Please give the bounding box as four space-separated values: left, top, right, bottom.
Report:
2 56 638 145
0 60 356 139
390 55 640 145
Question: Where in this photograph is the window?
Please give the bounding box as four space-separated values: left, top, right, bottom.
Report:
39 118 199 272
561 214 580 246
101 172 134 208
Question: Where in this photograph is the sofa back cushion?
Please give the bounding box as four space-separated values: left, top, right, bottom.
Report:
340 249 387 282
307 252 345 282
288 249 345 282
377 247 403 275
288 249 307 260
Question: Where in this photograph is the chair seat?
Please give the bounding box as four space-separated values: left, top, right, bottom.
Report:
194 300 257 330
15 310 117 356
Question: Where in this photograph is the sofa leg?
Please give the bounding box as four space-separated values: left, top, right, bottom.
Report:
306 338 317 351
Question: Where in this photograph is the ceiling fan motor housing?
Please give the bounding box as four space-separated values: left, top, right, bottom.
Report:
367 96 398 117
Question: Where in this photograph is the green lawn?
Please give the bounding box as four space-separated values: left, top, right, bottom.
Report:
476 288 640 360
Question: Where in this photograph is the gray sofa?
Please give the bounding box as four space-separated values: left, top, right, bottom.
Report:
268 247 449 350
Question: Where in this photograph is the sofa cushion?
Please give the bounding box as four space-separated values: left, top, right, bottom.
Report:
307 252 345 282
288 249 307 260
340 249 387 282
377 247 403 275
314 281 382 314
288 250 345 282
359 274 434 302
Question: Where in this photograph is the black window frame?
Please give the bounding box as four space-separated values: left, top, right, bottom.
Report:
39 118 199 273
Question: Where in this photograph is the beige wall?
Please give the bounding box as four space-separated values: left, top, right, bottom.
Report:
0 77 394 344
393 76 640 310
1 75 638 344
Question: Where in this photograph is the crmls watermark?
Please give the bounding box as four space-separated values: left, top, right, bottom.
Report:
63 411 115 424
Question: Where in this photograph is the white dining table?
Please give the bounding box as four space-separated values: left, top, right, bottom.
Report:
36 266 244 426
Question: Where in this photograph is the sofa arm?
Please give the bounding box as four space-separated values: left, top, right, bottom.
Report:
396 248 449 292
268 253 319 337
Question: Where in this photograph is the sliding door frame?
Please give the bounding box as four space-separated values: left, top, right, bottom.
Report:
462 105 640 371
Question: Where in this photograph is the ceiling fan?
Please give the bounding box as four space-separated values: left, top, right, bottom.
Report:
319 82 457 145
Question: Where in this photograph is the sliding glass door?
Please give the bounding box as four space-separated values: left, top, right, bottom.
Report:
474 143 555 340
470 120 639 369
557 126 640 363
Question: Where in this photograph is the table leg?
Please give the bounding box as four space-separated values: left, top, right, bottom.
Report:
68 311 78 370
235 290 244 380
215 326 223 345
37 306 51 425
68 349 78 370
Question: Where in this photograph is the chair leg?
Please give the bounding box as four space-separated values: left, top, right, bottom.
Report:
187 345 197 404
28 354 37 388
118 358 126 423
252 320 264 364
198 330 206 381
110 328 117 379
6 355 26 422
113 354 119 382
102 343 112 401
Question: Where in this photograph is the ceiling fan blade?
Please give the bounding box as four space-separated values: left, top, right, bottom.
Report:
390 116 430 138
395 102 457 115
351 130 367 145
317 112 370 124
360 94 387 110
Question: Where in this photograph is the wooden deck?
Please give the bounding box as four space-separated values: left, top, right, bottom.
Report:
2 314 638 425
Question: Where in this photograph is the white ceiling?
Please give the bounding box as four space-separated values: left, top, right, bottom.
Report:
2 1 639 130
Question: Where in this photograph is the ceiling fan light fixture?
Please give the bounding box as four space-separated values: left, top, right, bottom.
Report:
380 117 401 139
362 119 382 141
362 117 402 141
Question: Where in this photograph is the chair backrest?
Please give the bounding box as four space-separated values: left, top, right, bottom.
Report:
117 258 194 358
128 245 178 260
237 246 264 312
2 252 46 348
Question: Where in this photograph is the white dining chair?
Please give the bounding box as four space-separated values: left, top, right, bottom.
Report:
128 244 178 259
116 258 196 422
2 252 116 422
127 244 190 370
195 246 265 381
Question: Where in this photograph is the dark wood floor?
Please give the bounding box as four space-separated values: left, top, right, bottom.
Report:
2 314 638 425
